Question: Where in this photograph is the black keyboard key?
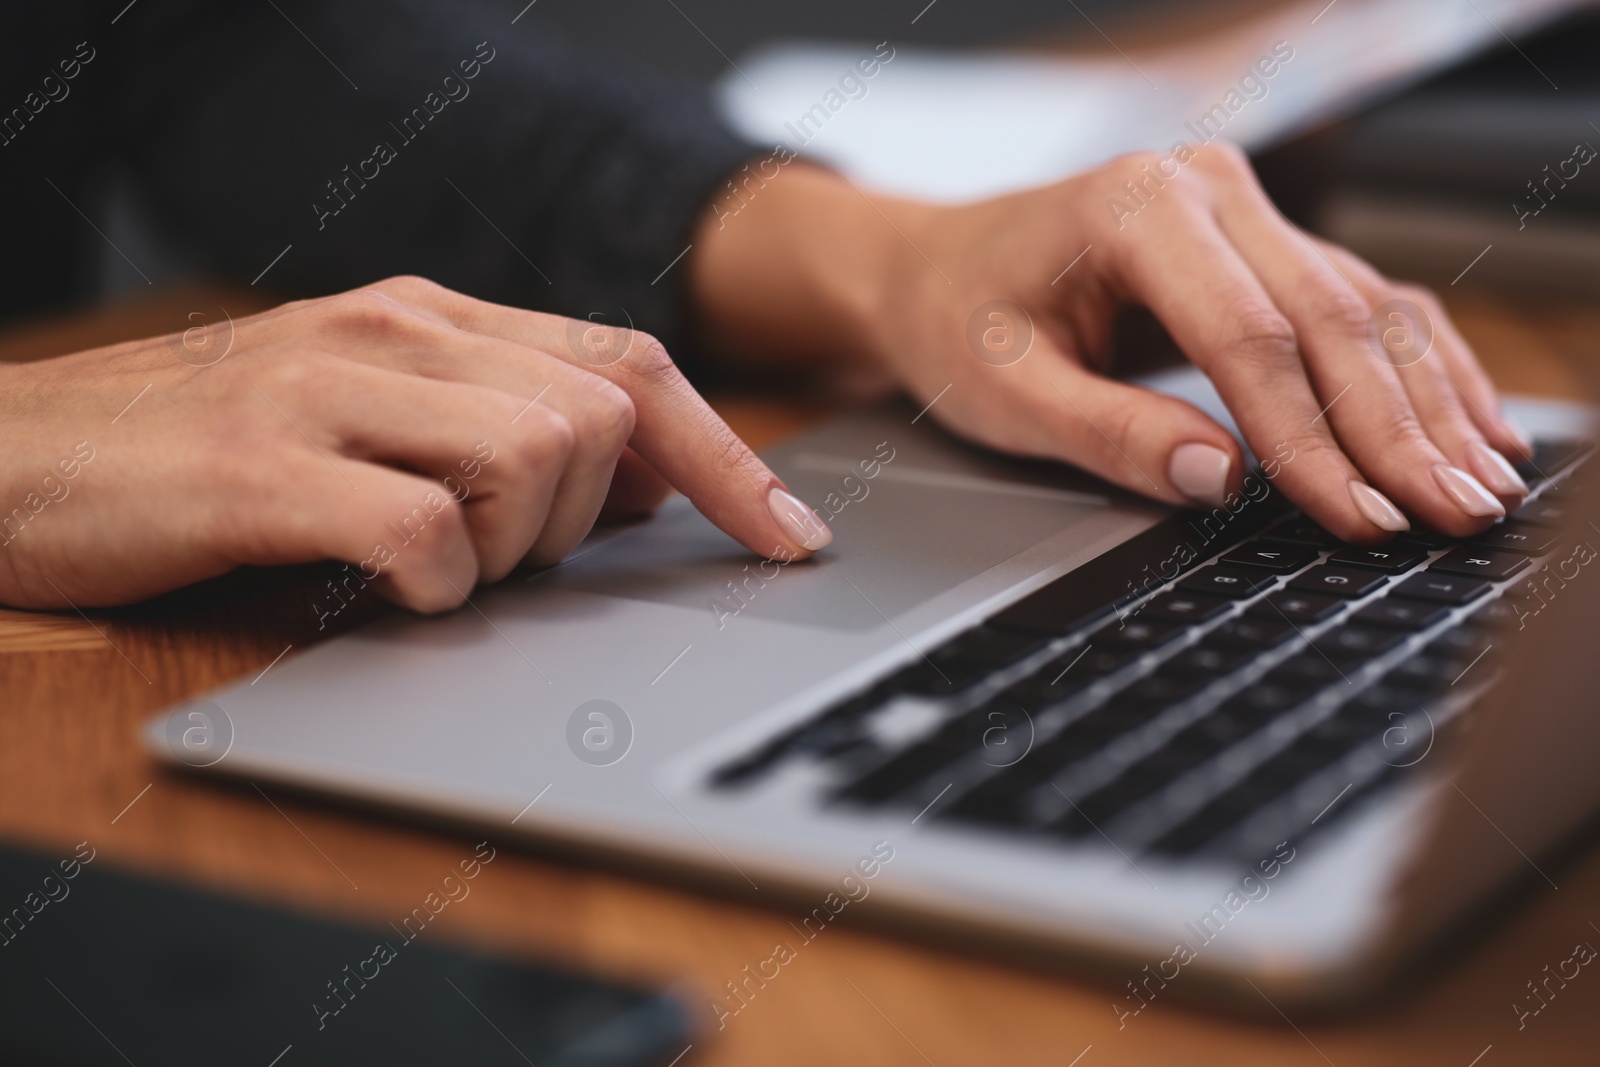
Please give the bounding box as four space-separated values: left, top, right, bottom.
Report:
1390 572 1492 605
1162 640 1258 681
1345 685 1418 717
1221 539 1320 573
1001 644 1132 706
1166 715 1239 754
1470 520 1559 555
929 625 1046 670
1150 793 1261 854
1430 626 1494 666
1003 721 1114 777
1208 614 1296 649
1179 565 1277 599
1268 733 1365 778
1470 596 1518 630
1513 496 1572 527
1329 545 1428 573
1057 644 1142 679
1085 744 1222 818
1249 590 1344 624
1319 623 1407 666
1193 688 1303 743
986 510 1257 636
831 716 981 805
1265 652 1346 690
890 661 980 698
1114 673 1209 712
1071 696 1171 739
789 718 871 760
895 627 1047 694
710 689 887 787
1429 547 1530 582
1141 738 1229 775
941 721 1130 822
1222 681 1309 718
1092 618 1186 651
1266 518 1338 546
1383 654 1455 692
711 733 799 789
939 772 1049 830
1140 591 1232 624
1354 597 1449 630
1289 564 1389 598
1518 439 1591 483
1395 530 1452 550
1150 775 1286 854
1056 768 1171 830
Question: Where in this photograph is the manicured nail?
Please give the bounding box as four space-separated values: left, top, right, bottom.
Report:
1348 481 1409 532
1504 415 1534 456
1465 439 1528 498
1431 464 1505 518
767 486 833 550
1167 442 1232 507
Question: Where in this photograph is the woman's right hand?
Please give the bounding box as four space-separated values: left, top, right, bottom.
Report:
0 276 831 611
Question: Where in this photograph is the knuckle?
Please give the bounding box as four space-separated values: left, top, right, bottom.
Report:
1113 149 1165 175
258 349 334 393
1396 282 1444 315
515 405 576 461
1317 286 1374 337
1290 434 1350 471
583 378 637 447
1195 140 1252 176
619 331 678 386
374 274 446 299
402 497 468 561
323 288 421 337
1220 305 1299 367
1375 406 1436 453
1094 150 1173 204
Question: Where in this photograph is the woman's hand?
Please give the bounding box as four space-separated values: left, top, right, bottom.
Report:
691 146 1531 543
0 277 830 611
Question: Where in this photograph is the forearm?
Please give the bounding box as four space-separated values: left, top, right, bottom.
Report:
108 0 750 353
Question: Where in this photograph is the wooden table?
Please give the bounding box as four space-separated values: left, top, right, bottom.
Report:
3 286 1598 1066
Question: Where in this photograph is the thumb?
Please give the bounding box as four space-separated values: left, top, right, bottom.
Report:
1029 358 1246 508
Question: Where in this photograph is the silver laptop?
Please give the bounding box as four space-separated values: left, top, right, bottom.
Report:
146 367 1599 1012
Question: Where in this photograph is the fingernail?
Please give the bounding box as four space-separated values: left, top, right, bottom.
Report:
767 486 833 550
1348 481 1410 532
1504 415 1535 456
1167 442 1232 507
1465 439 1528 498
1431 464 1505 518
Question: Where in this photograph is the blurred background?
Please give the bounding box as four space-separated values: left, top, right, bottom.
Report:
101 0 1600 303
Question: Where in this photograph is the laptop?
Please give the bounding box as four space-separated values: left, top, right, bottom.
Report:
146 366 1600 1011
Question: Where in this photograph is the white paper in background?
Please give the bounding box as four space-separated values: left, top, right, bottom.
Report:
716 47 1161 202
714 0 1588 203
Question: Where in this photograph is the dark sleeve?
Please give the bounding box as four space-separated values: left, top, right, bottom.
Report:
101 0 758 362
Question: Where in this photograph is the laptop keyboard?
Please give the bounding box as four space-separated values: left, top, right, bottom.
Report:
709 440 1591 862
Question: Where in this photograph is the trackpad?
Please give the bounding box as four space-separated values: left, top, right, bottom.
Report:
538 459 1105 631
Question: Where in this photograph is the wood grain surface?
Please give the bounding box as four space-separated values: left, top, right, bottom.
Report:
2 286 1598 1065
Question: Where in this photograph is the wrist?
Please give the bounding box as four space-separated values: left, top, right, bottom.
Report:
687 161 913 373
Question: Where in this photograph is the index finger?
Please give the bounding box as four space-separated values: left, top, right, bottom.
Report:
367 277 832 560
1101 204 1398 541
